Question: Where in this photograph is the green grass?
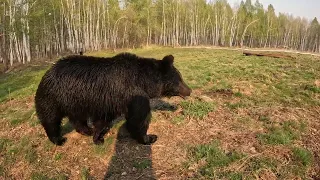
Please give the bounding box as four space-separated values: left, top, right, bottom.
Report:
54 153 63 161
180 100 215 119
171 115 185 125
30 172 68 180
258 115 270 123
226 101 247 110
187 140 244 178
0 47 319 179
0 138 11 152
81 167 91 180
258 120 305 145
292 147 313 166
0 66 48 102
31 172 50 180
93 136 114 155
245 157 278 172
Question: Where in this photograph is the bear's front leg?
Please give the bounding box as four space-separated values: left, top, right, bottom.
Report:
125 95 157 145
92 117 113 145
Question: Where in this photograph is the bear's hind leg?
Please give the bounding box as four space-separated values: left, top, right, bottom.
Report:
125 96 157 145
68 115 93 136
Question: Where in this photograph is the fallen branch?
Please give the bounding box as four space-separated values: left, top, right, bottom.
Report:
243 51 295 59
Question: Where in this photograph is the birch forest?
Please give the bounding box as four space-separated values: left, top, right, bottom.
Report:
1 0 320 68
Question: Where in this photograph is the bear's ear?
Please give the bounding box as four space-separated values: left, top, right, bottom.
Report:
161 55 174 67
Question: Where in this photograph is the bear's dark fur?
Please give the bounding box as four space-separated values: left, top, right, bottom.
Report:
35 53 191 145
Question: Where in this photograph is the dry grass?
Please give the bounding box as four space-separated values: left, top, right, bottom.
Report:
0 47 319 179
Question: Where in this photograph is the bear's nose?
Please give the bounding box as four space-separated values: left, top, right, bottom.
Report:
179 82 192 97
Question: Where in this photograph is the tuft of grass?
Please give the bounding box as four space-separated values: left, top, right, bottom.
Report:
133 159 152 170
188 140 243 178
0 164 5 177
226 101 246 110
258 115 270 122
44 140 54 151
218 172 243 180
30 172 50 180
25 148 38 163
234 92 243 97
0 138 11 152
292 147 313 166
257 121 303 145
258 127 296 145
8 108 35 127
81 167 91 180
171 115 185 125
31 172 68 180
3 136 38 165
180 100 215 119
304 84 320 93
54 153 63 161
245 157 278 172
93 136 114 156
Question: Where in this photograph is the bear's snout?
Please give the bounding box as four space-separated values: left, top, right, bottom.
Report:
179 81 192 98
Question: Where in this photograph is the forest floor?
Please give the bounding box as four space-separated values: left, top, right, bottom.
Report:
0 47 319 180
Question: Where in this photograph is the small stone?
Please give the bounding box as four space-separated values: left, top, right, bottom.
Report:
132 167 137 172
121 172 127 176
84 158 88 161
315 79 320 87
250 147 257 153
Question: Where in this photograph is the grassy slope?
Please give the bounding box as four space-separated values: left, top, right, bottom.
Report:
0 47 319 179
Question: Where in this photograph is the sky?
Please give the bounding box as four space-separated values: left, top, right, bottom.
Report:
226 0 320 21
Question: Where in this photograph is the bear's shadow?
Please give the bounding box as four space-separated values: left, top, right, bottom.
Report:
103 99 175 180
103 123 155 180
150 98 177 112
58 99 175 179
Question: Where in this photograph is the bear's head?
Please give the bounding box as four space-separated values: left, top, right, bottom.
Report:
160 55 192 98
